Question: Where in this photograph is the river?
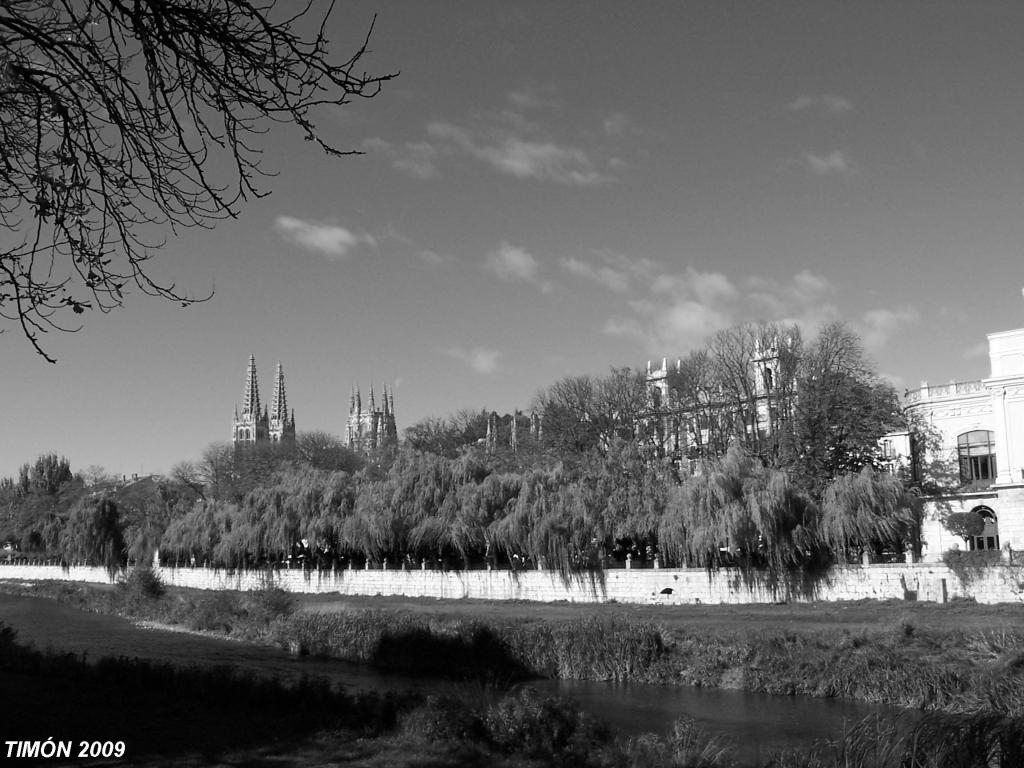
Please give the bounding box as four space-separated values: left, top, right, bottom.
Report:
0 593 911 762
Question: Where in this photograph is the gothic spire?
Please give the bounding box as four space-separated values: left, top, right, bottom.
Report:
242 354 261 417
271 362 288 422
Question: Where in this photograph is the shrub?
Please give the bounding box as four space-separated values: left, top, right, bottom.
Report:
118 567 166 608
484 687 611 764
243 585 295 627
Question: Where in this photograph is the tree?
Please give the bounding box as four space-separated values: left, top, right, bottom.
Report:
942 510 986 547
790 323 904 497
61 496 126 574
1 1 392 360
534 368 649 458
819 467 919 560
295 431 363 472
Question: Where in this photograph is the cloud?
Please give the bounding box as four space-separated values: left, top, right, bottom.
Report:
428 121 607 186
964 341 989 359
275 216 375 259
444 346 501 374
788 94 854 114
560 256 630 293
559 250 658 293
363 137 439 179
485 242 552 291
605 268 843 354
801 150 855 175
507 86 559 111
417 250 455 266
854 306 920 352
822 94 854 113
603 112 635 137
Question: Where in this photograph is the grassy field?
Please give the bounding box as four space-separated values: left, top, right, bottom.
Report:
296 591 1024 634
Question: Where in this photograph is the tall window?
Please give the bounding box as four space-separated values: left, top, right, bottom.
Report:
958 430 997 487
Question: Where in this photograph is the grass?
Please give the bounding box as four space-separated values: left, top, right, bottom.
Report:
4 578 1024 715
4 578 1024 766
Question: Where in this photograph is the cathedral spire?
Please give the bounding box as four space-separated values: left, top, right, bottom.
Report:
268 362 295 442
271 362 288 422
242 354 261 417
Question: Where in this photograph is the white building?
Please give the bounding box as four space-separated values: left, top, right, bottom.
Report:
904 326 1024 560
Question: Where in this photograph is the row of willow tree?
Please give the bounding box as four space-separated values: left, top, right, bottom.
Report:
3 321 929 576
157 441 919 575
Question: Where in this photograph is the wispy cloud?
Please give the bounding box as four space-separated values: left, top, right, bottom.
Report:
801 150 856 176
788 94 854 114
559 250 658 293
561 256 630 293
274 216 376 259
428 120 607 186
485 242 552 291
363 137 439 179
507 85 560 111
368 89 615 186
854 306 920 352
605 268 844 354
417 250 456 267
964 341 989 360
444 345 502 374
603 112 636 137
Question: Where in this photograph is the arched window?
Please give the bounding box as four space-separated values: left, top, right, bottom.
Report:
958 430 997 487
969 506 1000 551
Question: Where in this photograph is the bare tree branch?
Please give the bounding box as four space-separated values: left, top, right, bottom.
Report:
0 0 393 360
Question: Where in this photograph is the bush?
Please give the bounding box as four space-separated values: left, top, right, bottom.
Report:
243 586 295 627
119 567 166 604
943 548 1005 586
484 687 611 764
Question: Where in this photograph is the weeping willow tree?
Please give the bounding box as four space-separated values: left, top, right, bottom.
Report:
819 466 920 561
160 500 234 566
489 465 608 573
403 450 505 565
60 497 126 576
657 446 817 574
301 470 358 561
594 439 671 548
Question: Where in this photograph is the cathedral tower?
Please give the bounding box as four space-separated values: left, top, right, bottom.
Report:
347 382 398 454
269 362 296 443
233 354 268 445
233 355 295 446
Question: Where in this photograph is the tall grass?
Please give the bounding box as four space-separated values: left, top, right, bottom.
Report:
7 579 1024 721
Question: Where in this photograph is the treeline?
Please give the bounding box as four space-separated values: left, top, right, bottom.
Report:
156 440 918 574
1 321 922 575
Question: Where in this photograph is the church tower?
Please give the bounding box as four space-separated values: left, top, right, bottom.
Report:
269 362 296 443
233 354 268 445
347 382 398 454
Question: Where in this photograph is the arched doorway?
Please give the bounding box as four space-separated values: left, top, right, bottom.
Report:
968 505 1000 551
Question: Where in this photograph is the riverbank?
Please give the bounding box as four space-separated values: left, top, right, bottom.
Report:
2 581 1024 766
4 576 1024 716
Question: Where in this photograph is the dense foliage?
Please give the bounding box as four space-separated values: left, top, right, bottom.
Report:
2 321 924 574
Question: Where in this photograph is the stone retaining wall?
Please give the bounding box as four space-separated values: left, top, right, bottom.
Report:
3 560 1024 604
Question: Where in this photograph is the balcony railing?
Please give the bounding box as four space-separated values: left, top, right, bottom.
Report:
904 380 984 404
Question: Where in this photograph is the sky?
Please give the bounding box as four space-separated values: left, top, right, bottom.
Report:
5 1 1024 479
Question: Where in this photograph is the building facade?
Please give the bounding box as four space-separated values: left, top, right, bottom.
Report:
232 355 295 446
346 384 398 454
903 326 1024 560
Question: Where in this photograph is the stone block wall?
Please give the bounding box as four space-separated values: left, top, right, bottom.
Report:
3 560 1024 605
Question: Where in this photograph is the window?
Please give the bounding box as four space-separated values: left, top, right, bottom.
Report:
957 430 997 487
969 506 1000 551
